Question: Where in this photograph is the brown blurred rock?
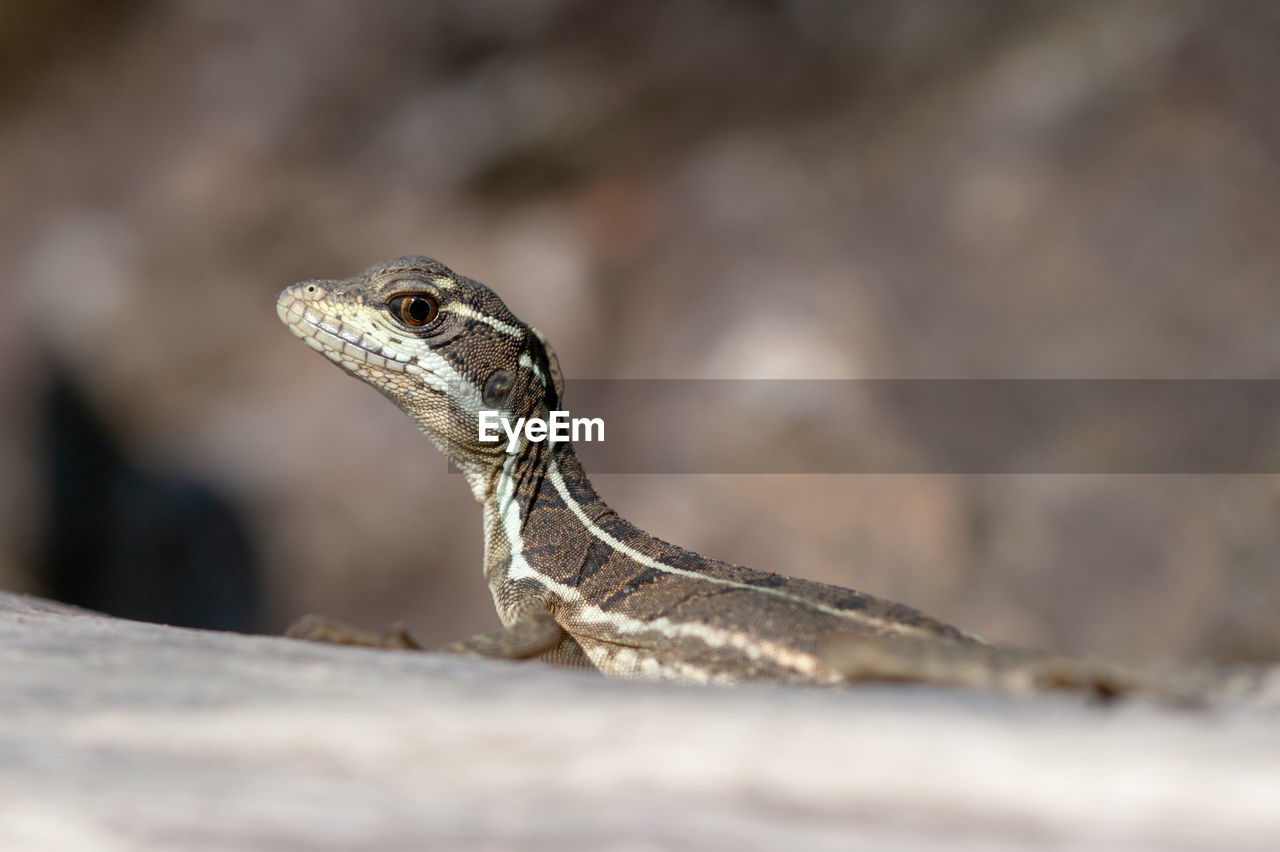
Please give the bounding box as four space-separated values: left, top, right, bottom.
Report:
0 1 1277 661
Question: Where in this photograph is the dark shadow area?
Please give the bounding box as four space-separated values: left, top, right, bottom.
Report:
36 363 261 632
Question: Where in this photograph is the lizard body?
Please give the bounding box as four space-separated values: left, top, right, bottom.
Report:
276 256 1262 699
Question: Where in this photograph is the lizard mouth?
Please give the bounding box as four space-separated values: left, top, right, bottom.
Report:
276 292 359 359
276 286 411 373
275 284 481 413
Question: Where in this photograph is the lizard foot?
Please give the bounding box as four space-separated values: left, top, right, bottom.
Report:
285 613 423 650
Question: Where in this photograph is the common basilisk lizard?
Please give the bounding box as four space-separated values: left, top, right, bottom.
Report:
276 256 1268 701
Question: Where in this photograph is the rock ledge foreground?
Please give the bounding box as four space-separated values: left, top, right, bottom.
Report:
0 591 1276 851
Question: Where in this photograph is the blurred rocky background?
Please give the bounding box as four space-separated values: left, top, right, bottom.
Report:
1 0 1278 662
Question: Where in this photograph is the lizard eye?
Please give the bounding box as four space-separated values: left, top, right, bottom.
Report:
388 294 439 327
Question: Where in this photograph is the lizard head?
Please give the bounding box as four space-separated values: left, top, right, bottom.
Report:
276 255 564 481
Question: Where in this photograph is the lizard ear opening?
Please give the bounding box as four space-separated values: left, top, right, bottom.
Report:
529 326 564 410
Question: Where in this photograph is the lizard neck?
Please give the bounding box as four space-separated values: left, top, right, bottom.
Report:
479 438 653 625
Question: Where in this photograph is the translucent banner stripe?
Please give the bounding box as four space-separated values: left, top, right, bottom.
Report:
452 380 1280 474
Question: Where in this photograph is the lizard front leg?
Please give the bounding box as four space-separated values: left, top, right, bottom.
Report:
286 598 597 669
440 597 568 660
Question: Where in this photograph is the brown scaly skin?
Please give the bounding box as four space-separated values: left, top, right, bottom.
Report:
276 256 1272 703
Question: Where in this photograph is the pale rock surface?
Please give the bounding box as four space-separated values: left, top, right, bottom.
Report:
0 591 1276 851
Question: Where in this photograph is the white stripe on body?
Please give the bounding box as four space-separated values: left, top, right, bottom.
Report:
544 458 932 638
492 453 833 682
